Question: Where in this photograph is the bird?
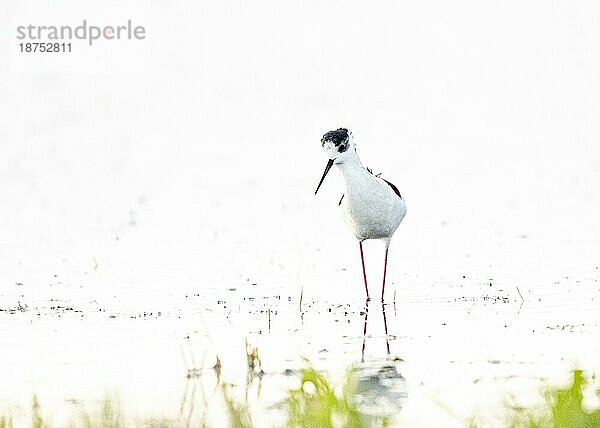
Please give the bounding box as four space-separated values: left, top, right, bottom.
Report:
314 128 407 302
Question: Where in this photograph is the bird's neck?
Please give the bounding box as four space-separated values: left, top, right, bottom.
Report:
335 153 367 186
335 149 363 169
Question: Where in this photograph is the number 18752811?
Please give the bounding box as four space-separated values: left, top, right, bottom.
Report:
19 42 72 53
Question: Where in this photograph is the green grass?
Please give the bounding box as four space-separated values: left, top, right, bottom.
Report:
0 415 13 428
0 363 381 428
2 363 598 427
219 359 391 428
286 365 366 428
506 370 600 428
222 383 253 428
0 394 178 428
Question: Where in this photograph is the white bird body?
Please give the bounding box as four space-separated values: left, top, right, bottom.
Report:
315 127 406 301
337 153 406 244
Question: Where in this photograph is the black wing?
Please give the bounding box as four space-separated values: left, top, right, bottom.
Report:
366 166 402 199
382 179 402 199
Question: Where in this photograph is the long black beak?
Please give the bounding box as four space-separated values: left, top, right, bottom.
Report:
315 158 334 195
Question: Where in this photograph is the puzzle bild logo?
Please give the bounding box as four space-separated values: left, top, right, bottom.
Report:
16 20 146 46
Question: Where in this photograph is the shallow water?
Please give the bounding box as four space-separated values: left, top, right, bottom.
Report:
1 256 599 426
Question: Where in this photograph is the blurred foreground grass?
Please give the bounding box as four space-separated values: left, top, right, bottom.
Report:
504 370 600 428
2 367 598 427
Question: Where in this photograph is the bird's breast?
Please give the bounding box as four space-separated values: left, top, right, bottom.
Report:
339 176 405 240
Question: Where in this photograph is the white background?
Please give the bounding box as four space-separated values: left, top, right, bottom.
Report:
1 0 600 425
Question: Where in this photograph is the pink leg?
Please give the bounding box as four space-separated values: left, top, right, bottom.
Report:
381 248 389 302
359 241 370 300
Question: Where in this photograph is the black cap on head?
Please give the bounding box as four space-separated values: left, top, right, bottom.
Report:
321 128 349 153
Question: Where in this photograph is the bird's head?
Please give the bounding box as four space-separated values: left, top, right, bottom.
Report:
321 127 353 160
315 127 355 194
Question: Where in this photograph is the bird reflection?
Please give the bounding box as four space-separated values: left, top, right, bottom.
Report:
356 300 406 418
382 302 390 356
361 300 390 362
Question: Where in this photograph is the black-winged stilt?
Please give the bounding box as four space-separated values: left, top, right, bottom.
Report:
315 128 407 301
